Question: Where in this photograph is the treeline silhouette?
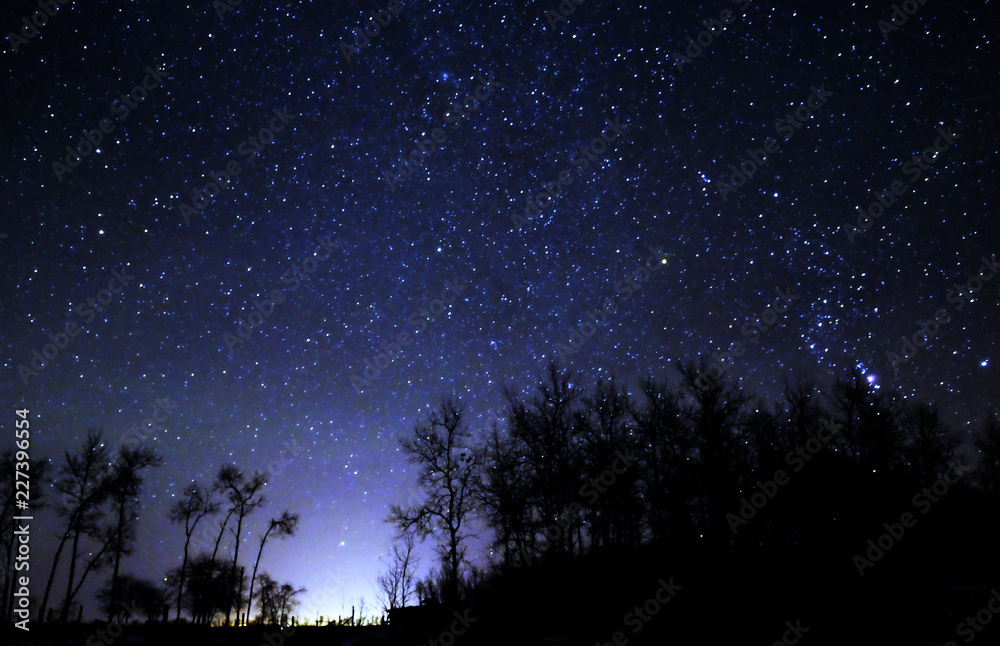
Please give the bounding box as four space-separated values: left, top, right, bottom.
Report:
386 360 1000 645
0 433 303 629
5 359 999 645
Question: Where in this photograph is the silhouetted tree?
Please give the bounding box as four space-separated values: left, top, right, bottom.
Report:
901 402 959 484
412 564 454 605
213 464 268 625
97 573 170 622
388 396 480 606
781 374 825 446
376 530 419 613
974 415 1000 497
676 360 748 551
503 363 585 561
255 572 303 626
735 399 796 550
169 481 220 621
577 376 643 553
174 553 231 625
382 361 1000 645
40 429 111 623
476 422 533 568
629 375 693 546
830 367 904 476
247 510 299 624
103 446 163 619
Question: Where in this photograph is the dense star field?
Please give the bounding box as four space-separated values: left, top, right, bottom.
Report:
2 0 998 625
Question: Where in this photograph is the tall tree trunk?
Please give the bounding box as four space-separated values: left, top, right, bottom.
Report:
60 529 83 622
226 513 244 625
210 508 234 563
39 527 71 622
109 499 127 619
177 537 190 621
69 539 110 605
247 523 275 625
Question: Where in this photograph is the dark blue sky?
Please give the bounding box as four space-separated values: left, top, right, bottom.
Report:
2 0 998 622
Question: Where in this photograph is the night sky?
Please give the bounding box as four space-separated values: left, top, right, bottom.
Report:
3 0 998 623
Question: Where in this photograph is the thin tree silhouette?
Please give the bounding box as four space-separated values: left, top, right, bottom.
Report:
388 396 480 606
169 481 221 620
246 510 299 624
